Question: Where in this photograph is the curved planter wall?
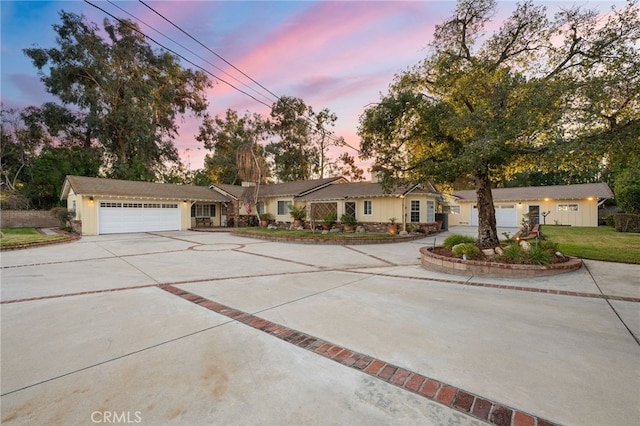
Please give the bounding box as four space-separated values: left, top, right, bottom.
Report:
420 246 582 278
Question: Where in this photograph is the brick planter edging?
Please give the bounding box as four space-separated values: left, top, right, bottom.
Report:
232 230 429 245
0 234 80 251
420 246 583 278
160 284 560 426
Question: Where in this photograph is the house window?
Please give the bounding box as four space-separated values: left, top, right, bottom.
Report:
427 200 435 222
447 205 461 215
191 204 216 217
345 202 356 218
557 203 579 212
277 200 292 216
410 200 420 222
71 200 77 218
363 200 372 215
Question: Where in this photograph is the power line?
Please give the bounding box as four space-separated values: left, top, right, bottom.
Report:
106 0 275 107
83 0 360 153
83 0 273 110
136 0 359 152
138 0 281 103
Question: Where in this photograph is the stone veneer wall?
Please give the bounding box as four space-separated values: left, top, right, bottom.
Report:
0 210 59 228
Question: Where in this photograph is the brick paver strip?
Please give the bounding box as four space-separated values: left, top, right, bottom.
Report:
160 284 560 426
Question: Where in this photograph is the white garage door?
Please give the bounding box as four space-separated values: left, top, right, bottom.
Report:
471 204 518 227
99 201 181 234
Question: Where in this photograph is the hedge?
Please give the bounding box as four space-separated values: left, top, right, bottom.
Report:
613 213 640 233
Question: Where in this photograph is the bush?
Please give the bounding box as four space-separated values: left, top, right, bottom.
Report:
443 234 476 248
50 207 73 227
602 214 616 227
523 246 552 265
502 242 525 262
615 167 640 214
451 243 481 259
613 213 640 233
340 214 357 226
500 241 553 265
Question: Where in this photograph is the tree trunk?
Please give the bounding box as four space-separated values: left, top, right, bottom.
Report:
474 170 500 248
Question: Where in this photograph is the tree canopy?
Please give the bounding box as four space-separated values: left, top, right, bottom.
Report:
24 11 211 181
358 0 639 247
198 109 270 185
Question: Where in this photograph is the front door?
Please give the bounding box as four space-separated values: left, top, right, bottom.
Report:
528 205 540 226
221 203 227 227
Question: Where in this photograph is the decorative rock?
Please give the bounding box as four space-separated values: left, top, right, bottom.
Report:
296 226 304 231
356 225 366 233
482 248 496 257
329 227 341 233
495 246 504 256
267 224 278 230
555 251 564 257
519 240 531 251
322 230 329 234
399 230 408 236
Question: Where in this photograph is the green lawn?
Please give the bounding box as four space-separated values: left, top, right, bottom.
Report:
0 228 67 247
233 227 397 239
542 225 640 264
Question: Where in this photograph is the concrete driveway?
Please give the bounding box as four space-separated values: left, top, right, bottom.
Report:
1 227 639 425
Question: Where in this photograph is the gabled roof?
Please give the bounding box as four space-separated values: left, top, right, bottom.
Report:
210 177 347 201
61 175 230 202
452 183 613 202
297 182 440 201
259 177 347 197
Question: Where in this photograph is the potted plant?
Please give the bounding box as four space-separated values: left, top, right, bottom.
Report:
388 217 398 234
259 212 273 227
322 212 337 230
288 204 307 228
340 213 357 232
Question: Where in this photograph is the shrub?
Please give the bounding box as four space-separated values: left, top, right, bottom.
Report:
602 214 616 227
615 167 640 214
613 213 640 233
50 207 73 227
288 204 307 220
340 214 357 226
523 246 552 265
443 234 476 248
501 242 525 262
451 243 481 259
500 241 553 265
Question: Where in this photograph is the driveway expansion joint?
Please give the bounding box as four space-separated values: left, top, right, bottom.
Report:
159 284 561 426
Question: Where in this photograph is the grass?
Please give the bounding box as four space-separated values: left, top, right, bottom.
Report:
542 225 640 264
233 227 397 239
0 227 67 247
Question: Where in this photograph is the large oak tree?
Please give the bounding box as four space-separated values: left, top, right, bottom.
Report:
358 0 639 247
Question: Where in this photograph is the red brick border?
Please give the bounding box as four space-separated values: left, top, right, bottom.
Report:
420 246 583 278
160 284 560 426
232 229 429 245
353 269 640 303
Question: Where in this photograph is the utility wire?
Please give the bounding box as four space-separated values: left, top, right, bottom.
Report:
83 0 273 110
136 0 359 152
85 0 360 153
139 0 281 102
106 0 275 106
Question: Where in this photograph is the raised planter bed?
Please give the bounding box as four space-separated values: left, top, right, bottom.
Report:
232 229 429 245
420 246 582 278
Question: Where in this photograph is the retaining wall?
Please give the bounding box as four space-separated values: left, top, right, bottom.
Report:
0 210 59 228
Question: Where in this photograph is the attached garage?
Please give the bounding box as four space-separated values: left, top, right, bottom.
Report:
471 204 518 227
98 201 181 234
61 176 231 235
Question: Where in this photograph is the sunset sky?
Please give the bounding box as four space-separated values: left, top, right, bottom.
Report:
0 1 624 175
